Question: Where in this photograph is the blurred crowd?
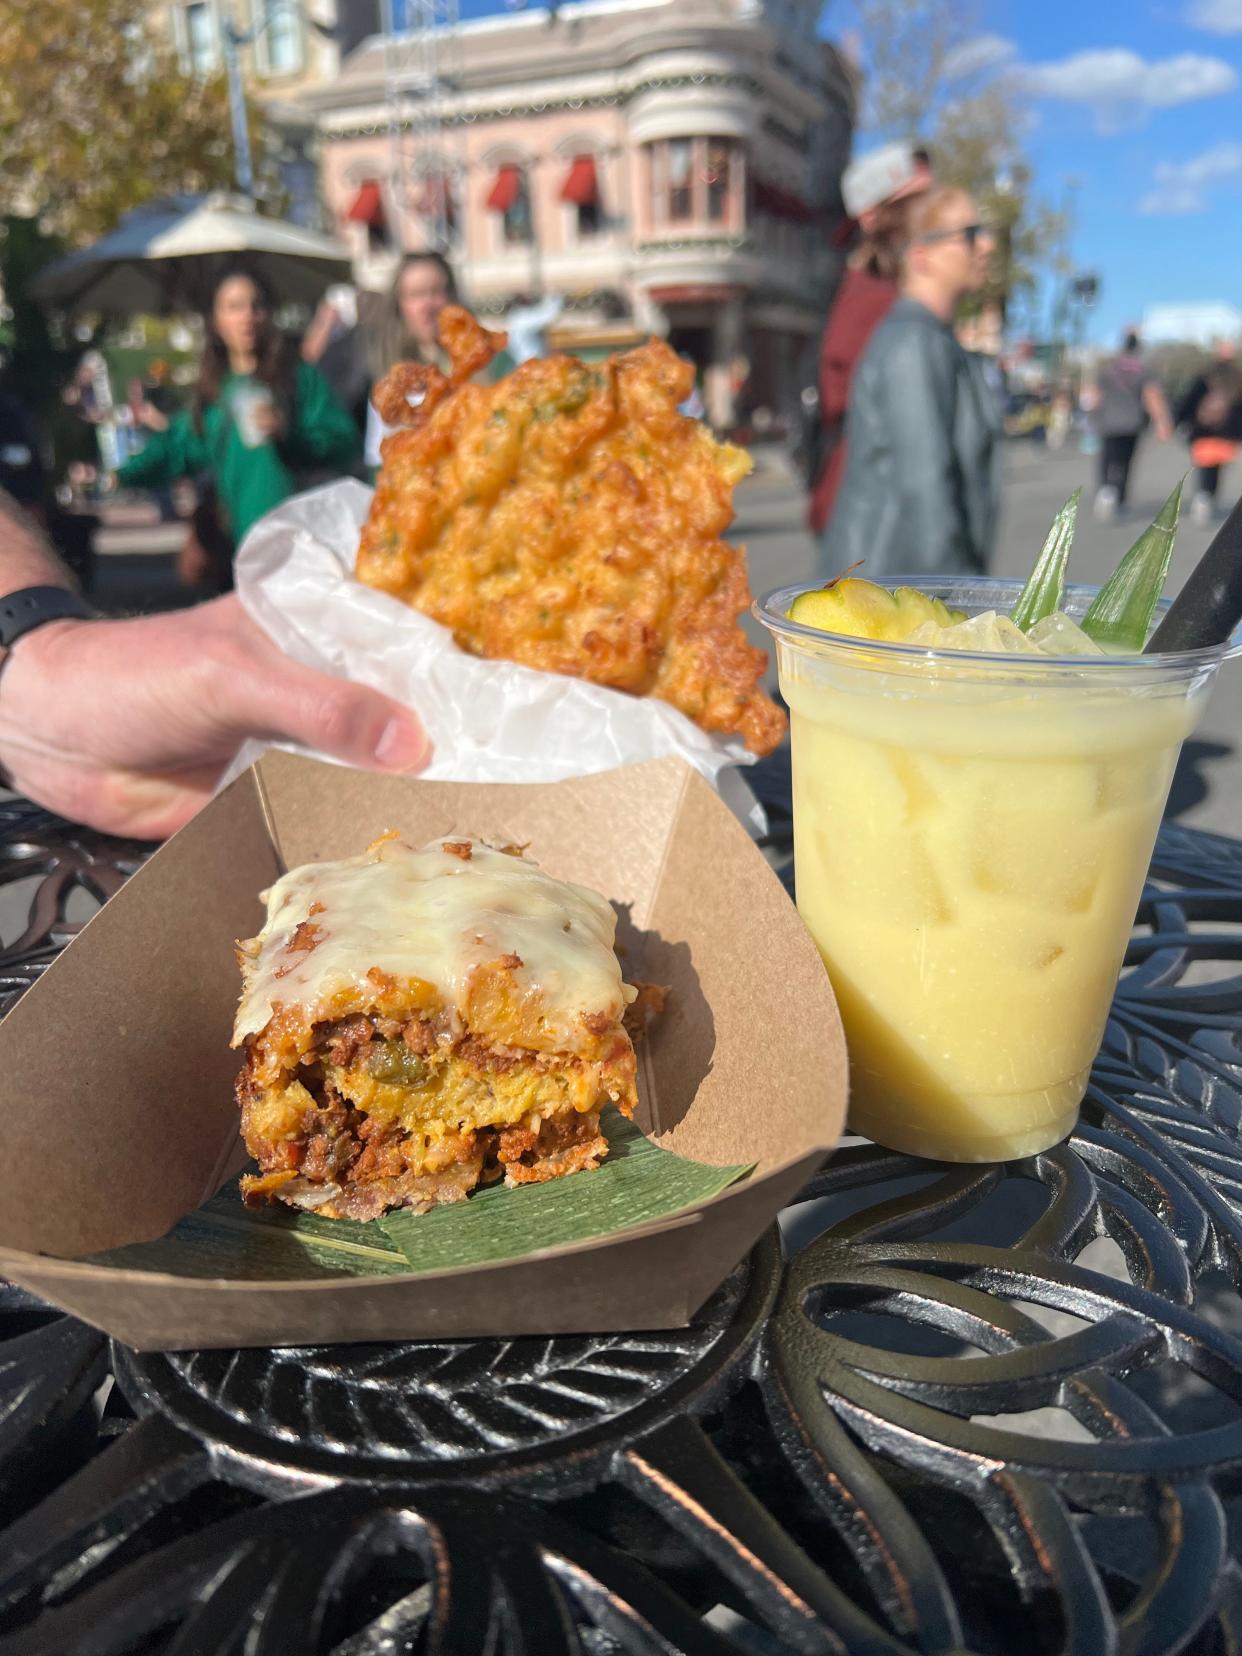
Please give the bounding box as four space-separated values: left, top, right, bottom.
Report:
1 151 1239 841
0 254 455 835
45 250 487 593
2 157 1238 604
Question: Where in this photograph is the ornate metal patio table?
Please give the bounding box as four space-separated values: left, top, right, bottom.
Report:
1 760 1241 1656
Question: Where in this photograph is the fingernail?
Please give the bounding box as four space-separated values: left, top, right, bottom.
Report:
374 717 430 771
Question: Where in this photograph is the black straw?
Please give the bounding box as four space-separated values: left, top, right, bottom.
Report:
1146 492 1242 653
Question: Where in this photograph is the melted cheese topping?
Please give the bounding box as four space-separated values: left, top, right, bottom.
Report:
233 837 635 1049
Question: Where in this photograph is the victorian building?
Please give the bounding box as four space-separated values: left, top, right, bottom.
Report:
298 0 854 425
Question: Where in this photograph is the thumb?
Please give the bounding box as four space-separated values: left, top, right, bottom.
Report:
226 653 432 773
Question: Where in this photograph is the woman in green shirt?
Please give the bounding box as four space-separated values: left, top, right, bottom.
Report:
117 267 360 589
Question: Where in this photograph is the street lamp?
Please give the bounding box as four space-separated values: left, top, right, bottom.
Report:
221 1 325 200
1068 271 1099 365
222 10 257 199
992 166 1016 340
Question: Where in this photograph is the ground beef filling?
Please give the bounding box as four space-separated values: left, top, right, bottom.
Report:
238 1012 613 1221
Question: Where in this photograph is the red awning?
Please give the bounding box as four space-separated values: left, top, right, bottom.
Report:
560 154 599 206
646 284 746 305
344 180 385 227
486 163 522 213
751 178 816 223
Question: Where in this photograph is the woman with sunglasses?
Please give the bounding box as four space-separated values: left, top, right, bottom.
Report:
807 141 932 538
818 187 1000 580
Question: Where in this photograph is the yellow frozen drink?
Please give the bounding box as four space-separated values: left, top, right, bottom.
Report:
757 578 1226 1162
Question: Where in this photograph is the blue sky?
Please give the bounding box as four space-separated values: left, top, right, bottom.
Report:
456 0 1242 342
907 0 1242 341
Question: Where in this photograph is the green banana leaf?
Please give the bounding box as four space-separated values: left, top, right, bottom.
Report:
88 1112 752 1281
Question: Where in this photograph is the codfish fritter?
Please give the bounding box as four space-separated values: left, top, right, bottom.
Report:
356 307 786 756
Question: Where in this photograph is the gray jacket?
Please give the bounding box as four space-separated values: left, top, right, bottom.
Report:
820 298 1000 580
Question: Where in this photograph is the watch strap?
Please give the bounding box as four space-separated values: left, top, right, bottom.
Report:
0 586 98 651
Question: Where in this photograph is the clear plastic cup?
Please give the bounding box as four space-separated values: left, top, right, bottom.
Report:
756 577 1241 1162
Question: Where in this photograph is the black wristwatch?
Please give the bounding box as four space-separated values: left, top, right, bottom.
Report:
0 586 98 664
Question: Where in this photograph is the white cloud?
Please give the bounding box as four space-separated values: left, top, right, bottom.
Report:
942 33 1017 82
1139 182 1214 214
1015 49 1237 126
1139 140 1242 213
1186 0 1242 34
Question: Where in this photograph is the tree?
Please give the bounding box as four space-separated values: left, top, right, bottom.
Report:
0 0 280 247
846 0 1063 324
847 0 971 139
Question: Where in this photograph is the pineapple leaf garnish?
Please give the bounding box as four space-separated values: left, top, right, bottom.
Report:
1081 477 1185 650
1012 487 1081 632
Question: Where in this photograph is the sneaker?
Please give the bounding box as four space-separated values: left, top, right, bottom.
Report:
1191 491 1214 528
1094 485 1118 523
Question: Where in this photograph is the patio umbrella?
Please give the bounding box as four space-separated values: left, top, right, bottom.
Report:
31 193 353 317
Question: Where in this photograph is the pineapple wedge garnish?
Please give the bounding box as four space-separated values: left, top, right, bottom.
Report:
788 578 966 642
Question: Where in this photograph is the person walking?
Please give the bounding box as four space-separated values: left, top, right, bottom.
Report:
807 142 932 537
114 267 359 590
1090 329 1172 522
1176 339 1242 528
819 186 999 580
1046 384 1073 451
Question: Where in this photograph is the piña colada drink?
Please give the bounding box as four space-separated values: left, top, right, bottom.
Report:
757 577 1221 1161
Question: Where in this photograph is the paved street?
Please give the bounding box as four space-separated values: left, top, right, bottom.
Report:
735 437 1241 838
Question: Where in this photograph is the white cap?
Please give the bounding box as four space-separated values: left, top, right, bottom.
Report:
841 142 925 218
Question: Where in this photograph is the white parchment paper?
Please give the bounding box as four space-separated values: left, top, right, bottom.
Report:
227 481 764 832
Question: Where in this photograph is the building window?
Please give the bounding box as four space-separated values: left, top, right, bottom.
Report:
505 175 533 245
705 141 733 223
561 154 603 239
417 172 457 243
185 1 218 74
667 138 693 222
487 163 533 246
258 0 303 75
281 156 320 228
645 138 742 231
